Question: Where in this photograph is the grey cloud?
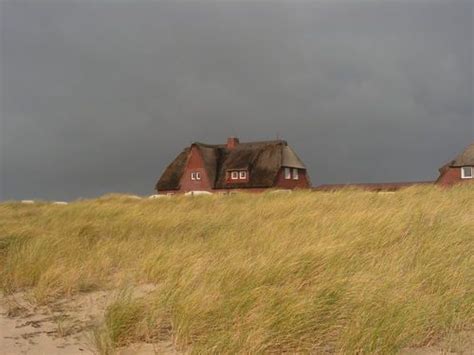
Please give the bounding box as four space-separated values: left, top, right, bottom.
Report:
1 1 472 200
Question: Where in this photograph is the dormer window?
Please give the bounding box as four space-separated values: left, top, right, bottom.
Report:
461 167 473 179
228 170 248 181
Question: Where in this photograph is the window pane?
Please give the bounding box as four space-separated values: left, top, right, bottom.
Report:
239 171 247 179
292 168 299 180
285 168 291 179
196 172 201 180
462 167 473 178
191 172 195 180
231 171 238 180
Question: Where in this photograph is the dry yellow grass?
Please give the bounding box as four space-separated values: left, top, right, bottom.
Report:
0 185 473 353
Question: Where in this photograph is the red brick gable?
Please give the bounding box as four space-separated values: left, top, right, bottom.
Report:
436 166 463 186
178 145 213 192
274 168 311 189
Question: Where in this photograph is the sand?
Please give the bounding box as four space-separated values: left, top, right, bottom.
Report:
0 286 179 355
2 287 471 354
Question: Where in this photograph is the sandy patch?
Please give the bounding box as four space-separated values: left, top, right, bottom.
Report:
0 285 180 355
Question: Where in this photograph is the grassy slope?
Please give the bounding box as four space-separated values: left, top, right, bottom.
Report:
0 186 473 353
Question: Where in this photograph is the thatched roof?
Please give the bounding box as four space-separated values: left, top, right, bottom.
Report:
449 143 474 167
155 148 190 191
439 143 474 173
156 139 307 191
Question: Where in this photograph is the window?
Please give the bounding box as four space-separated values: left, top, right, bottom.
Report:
284 167 291 179
229 170 247 181
292 168 299 180
196 172 201 180
191 172 196 180
461 166 473 179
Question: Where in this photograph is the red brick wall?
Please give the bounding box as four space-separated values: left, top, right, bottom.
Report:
179 146 213 192
274 168 311 189
436 167 462 186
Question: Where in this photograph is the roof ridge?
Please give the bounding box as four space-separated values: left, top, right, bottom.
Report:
193 142 224 148
193 139 287 148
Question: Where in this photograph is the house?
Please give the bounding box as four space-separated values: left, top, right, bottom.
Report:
436 143 474 186
155 137 311 194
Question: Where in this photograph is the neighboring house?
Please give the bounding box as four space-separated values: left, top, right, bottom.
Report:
436 143 474 186
156 137 311 194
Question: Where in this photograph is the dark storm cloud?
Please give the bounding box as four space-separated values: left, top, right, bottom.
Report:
1 1 472 200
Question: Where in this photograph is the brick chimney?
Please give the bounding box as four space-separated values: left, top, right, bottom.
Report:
227 136 240 149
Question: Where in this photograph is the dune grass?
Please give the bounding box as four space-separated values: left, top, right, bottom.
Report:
0 185 473 353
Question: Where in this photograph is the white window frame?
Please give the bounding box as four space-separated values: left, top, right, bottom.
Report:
284 167 291 180
292 168 299 180
191 172 196 180
239 171 247 180
195 172 201 180
461 166 473 179
231 171 239 180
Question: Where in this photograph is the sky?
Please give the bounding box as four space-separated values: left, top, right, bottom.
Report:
1 0 473 201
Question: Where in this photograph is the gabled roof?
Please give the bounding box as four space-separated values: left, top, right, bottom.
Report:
282 145 306 169
156 139 307 191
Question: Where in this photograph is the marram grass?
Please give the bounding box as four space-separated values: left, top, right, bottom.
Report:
0 185 473 353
